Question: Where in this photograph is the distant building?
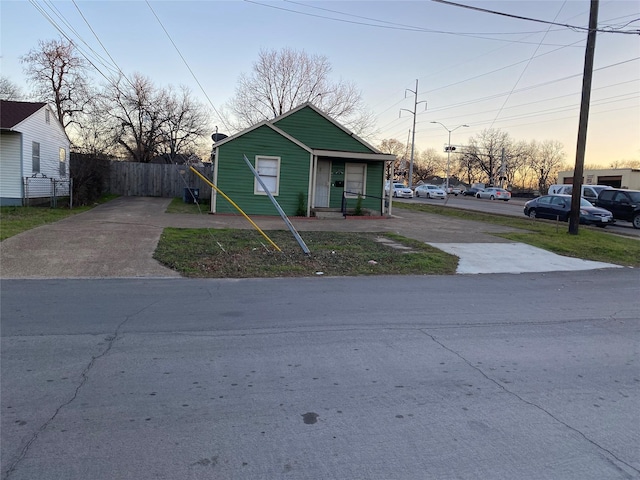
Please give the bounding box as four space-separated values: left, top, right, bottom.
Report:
557 168 640 190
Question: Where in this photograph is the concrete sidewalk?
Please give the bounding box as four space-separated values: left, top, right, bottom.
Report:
0 196 620 278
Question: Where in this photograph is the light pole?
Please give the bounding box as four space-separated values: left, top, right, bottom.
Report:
430 122 468 192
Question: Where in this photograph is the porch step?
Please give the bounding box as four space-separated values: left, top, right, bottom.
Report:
313 210 344 219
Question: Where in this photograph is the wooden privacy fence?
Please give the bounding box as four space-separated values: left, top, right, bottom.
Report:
109 162 213 199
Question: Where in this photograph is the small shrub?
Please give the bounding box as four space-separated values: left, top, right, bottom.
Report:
354 194 364 216
296 192 306 216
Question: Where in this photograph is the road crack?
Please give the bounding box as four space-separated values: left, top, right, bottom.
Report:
420 329 640 478
3 300 161 480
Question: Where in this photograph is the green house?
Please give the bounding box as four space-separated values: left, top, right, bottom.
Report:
210 103 396 217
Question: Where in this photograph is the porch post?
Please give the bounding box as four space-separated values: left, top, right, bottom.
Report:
308 154 315 216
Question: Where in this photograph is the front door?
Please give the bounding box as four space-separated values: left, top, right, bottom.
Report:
315 160 331 207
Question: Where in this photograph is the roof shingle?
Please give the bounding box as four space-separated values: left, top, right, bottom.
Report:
1 100 47 129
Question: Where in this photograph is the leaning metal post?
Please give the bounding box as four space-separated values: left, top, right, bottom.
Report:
189 166 281 252
242 155 310 255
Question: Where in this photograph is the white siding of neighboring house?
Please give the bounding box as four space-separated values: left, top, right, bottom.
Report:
0 132 23 203
6 105 70 201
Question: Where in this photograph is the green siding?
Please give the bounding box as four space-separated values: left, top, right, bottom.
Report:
328 160 384 213
274 106 374 154
215 125 310 216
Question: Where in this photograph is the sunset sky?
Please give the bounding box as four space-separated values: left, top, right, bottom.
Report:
2 0 638 166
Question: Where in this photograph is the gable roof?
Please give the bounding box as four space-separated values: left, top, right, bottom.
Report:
212 120 313 152
213 102 395 161
272 103 380 153
1 100 47 129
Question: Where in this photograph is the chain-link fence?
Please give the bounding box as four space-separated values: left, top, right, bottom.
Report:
23 175 73 207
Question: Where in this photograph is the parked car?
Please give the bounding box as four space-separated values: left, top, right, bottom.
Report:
445 186 462 195
552 184 612 204
463 187 484 196
595 188 640 229
476 187 511 201
523 194 614 226
386 182 413 198
415 184 446 199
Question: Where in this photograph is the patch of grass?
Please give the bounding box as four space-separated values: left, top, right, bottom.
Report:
154 229 458 278
165 197 209 214
0 194 118 241
397 202 640 267
497 230 639 267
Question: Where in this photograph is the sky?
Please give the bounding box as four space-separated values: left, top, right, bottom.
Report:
1 0 639 167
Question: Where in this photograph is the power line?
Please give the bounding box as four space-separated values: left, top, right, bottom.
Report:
244 0 589 47
376 55 639 139
488 1 567 129
145 0 230 132
432 0 640 35
27 0 120 86
71 0 133 87
284 0 557 36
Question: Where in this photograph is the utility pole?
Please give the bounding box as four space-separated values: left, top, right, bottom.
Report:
400 79 427 188
569 0 599 235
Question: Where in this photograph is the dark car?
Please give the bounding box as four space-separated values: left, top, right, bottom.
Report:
595 188 640 229
463 187 483 196
523 194 614 227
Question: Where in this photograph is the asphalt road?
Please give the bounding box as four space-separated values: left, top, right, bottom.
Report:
407 195 640 237
2 271 639 480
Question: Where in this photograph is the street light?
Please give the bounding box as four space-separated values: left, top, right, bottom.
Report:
430 122 469 192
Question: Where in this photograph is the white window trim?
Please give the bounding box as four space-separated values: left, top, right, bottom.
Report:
59 148 66 176
32 141 40 173
344 162 367 198
254 155 281 196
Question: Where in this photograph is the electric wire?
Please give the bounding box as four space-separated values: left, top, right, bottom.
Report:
145 0 231 132
488 1 567 130
432 0 640 35
284 0 559 36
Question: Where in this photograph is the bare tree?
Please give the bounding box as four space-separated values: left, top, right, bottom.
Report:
378 138 408 178
102 74 211 163
21 37 92 131
103 74 166 163
608 159 640 169
158 85 210 160
72 97 118 157
461 129 512 186
413 148 444 184
530 140 566 193
225 47 375 136
0 76 23 100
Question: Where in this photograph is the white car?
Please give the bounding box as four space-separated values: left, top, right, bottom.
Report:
386 182 413 198
415 184 446 199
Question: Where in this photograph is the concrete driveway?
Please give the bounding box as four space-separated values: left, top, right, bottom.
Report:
0 196 619 278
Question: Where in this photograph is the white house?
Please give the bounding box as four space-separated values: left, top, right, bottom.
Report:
1 100 71 206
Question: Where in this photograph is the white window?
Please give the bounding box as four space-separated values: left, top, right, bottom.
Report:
254 156 280 195
45 109 50 124
345 163 366 197
59 148 66 176
32 142 40 173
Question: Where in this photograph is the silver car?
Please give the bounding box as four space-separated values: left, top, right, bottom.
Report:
415 184 446 199
476 187 511 201
386 182 413 198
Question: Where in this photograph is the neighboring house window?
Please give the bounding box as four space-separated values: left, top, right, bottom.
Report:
255 156 280 195
345 163 366 197
32 142 40 173
59 148 66 176
45 109 50 124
